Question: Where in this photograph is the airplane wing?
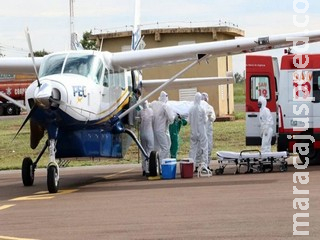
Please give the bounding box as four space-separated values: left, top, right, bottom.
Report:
110 30 320 70
0 57 42 74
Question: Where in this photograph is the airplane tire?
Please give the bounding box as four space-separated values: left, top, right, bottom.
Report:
22 157 34 186
47 165 59 193
149 151 159 177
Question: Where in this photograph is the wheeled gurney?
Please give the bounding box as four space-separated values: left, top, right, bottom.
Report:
215 150 288 175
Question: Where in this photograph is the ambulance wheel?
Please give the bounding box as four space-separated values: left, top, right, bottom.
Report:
149 151 159 177
298 150 320 166
47 165 59 193
297 137 320 165
22 157 34 186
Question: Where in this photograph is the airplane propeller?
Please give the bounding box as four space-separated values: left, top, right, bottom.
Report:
25 28 41 87
13 29 51 144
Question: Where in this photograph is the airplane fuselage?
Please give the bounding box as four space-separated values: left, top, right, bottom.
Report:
25 50 136 158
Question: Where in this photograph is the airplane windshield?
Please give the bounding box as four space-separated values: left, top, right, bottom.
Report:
39 53 104 84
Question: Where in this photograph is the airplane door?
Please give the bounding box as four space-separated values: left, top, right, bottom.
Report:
101 69 111 111
246 55 278 146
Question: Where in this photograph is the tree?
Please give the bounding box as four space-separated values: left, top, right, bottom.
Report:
234 71 245 83
80 31 97 50
33 49 50 57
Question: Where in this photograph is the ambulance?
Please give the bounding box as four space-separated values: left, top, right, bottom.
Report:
245 53 320 165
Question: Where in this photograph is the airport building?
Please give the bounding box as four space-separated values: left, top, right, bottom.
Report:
92 24 244 117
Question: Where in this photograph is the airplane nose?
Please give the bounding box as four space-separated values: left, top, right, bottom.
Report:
34 82 53 108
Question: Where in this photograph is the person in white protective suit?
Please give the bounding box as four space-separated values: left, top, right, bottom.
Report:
138 100 154 176
258 96 274 153
201 92 216 170
149 91 175 161
188 92 208 171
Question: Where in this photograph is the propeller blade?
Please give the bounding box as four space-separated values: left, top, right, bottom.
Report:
12 105 37 142
25 28 41 87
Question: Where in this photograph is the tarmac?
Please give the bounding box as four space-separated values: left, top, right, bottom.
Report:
0 158 319 240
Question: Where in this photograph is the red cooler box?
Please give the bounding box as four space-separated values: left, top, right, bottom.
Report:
180 159 194 178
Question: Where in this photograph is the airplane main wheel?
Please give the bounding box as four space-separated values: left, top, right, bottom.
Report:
149 151 159 177
47 165 59 193
22 157 34 186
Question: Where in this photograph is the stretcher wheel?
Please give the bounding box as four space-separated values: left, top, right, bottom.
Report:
215 168 224 175
280 162 288 172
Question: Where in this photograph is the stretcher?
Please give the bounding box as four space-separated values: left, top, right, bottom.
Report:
215 150 288 175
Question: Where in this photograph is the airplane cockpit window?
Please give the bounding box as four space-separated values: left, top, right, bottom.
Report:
64 53 103 84
40 53 104 85
39 54 66 77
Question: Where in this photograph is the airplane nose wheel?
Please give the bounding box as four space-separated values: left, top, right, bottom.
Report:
22 157 35 186
47 164 59 193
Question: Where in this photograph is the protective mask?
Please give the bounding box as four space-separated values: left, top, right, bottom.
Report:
258 102 262 108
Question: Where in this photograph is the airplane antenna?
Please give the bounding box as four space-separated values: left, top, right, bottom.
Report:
70 0 75 50
25 28 40 87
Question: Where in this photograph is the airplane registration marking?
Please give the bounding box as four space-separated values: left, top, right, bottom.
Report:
9 189 78 201
0 236 38 240
0 204 15 211
103 168 135 179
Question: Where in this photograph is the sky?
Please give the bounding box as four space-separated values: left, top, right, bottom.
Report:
1 0 320 74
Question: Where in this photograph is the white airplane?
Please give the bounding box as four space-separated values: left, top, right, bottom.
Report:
1 6 320 193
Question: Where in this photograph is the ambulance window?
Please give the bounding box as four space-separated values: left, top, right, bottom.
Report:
250 76 270 100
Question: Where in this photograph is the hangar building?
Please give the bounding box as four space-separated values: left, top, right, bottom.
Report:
92 25 244 117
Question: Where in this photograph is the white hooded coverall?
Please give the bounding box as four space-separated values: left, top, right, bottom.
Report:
201 92 216 167
258 96 274 153
149 91 175 160
188 92 208 167
138 101 154 172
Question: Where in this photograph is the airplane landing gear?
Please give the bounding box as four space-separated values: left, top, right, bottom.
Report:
21 139 60 193
47 139 59 193
47 164 59 193
21 140 48 187
22 157 35 186
148 151 159 177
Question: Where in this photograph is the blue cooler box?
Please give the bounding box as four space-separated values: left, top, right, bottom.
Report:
161 159 177 179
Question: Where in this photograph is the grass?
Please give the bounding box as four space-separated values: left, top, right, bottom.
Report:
0 83 252 170
234 81 245 104
0 118 256 170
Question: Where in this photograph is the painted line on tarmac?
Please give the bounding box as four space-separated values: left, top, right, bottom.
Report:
0 204 15 211
103 168 135 179
0 236 38 240
9 189 78 201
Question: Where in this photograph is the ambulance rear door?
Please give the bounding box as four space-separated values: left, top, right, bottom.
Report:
245 55 278 146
